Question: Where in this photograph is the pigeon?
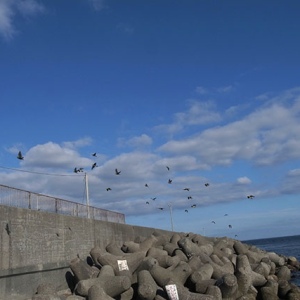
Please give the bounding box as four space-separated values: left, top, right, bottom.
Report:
17 151 24 160
247 195 255 199
74 167 79 173
212 221 216 224
229 225 232 229
92 153 97 157
145 183 149 188
187 196 193 200
158 207 164 210
91 163 97 170
185 209 188 213
115 168 121 175
151 197 156 201
168 179 172 184
166 166 170 171
183 188 190 191
146 201 149 204
106 188 112 191
204 183 210 187
191 204 196 208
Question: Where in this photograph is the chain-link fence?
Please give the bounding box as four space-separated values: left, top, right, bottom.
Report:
0 184 125 223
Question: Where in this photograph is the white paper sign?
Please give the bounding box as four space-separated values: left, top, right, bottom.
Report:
165 284 179 300
117 259 129 271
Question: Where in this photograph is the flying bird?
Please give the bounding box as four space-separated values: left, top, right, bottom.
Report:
224 214 228 216
74 167 84 173
185 209 188 213
145 183 149 188
158 207 164 210
91 163 97 170
106 188 112 191
151 197 156 201
92 153 97 157
211 221 216 224
17 151 24 160
247 195 255 199
183 188 190 191
146 201 149 205
228 225 232 229
115 168 121 175
191 204 196 208
168 179 172 184
187 196 193 200
204 183 210 187
166 166 170 171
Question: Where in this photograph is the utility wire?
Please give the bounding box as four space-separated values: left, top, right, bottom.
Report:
0 165 85 177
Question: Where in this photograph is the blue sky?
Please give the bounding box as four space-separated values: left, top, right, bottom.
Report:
1 0 300 241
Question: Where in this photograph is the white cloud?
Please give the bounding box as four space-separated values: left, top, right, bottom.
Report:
195 86 208 95
88 0 106 11
158 88 300 167
0 0 45 40
121 134 152 148
237 176 251 184
154 100 221 136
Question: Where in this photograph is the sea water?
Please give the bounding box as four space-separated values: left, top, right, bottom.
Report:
244 235 300 287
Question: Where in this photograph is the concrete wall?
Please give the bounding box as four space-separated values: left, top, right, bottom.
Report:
0 204 170 299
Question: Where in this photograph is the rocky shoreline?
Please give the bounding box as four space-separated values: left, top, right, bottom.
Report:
32 231 300 299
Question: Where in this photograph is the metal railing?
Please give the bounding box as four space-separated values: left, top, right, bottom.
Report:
0 184 125 224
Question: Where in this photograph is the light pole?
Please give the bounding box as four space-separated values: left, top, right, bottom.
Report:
85 172 90 218
168 202 174 231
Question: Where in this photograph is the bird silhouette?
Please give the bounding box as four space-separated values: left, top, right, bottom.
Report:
168 179 172 184
145 183 149 188
115 168 121 175
183 188 190 191
158 207 164 210
224 214 228 216
191 204 196 208
185 209 188 213
204 183 210 187
74 167 79 173
17 151 24 160
151 197 156 201
166 166 170 171
211 221 216 224
92 153 97 157
187 196 193 200
146 201 150 204
106 188 112 191
91 163 97 170
228 225 232 228
247 195 255 199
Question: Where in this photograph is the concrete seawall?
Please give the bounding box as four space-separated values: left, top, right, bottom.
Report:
0 204 170 299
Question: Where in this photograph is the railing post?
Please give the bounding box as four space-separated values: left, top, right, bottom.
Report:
28 192 31 209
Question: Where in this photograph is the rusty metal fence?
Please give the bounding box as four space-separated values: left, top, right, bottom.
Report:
0 184 125 223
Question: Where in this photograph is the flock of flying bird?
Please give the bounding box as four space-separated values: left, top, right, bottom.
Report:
17 150 255 233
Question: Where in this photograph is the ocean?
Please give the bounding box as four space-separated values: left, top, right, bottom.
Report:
244 235 300 287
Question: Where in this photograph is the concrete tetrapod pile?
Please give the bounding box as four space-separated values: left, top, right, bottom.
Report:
32 231 300 300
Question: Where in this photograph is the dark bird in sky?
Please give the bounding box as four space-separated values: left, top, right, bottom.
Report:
92 153 97 157
17 151 24 160
224 214 228 216
185 209 188 213
212 221 216 224
235 235 238 238
74 167 84 173
168 179 172 184
145 183 149 188
166 166 170 171
204 183 210 187
183 188 190 191
146 201 149 204
91 163 97 170
191 204 196 208
247 195 255 199
229 225 232 228
115 168 121 175
187 196 193 199
158 207 164 210
106 188 112 191
151 197 156 201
